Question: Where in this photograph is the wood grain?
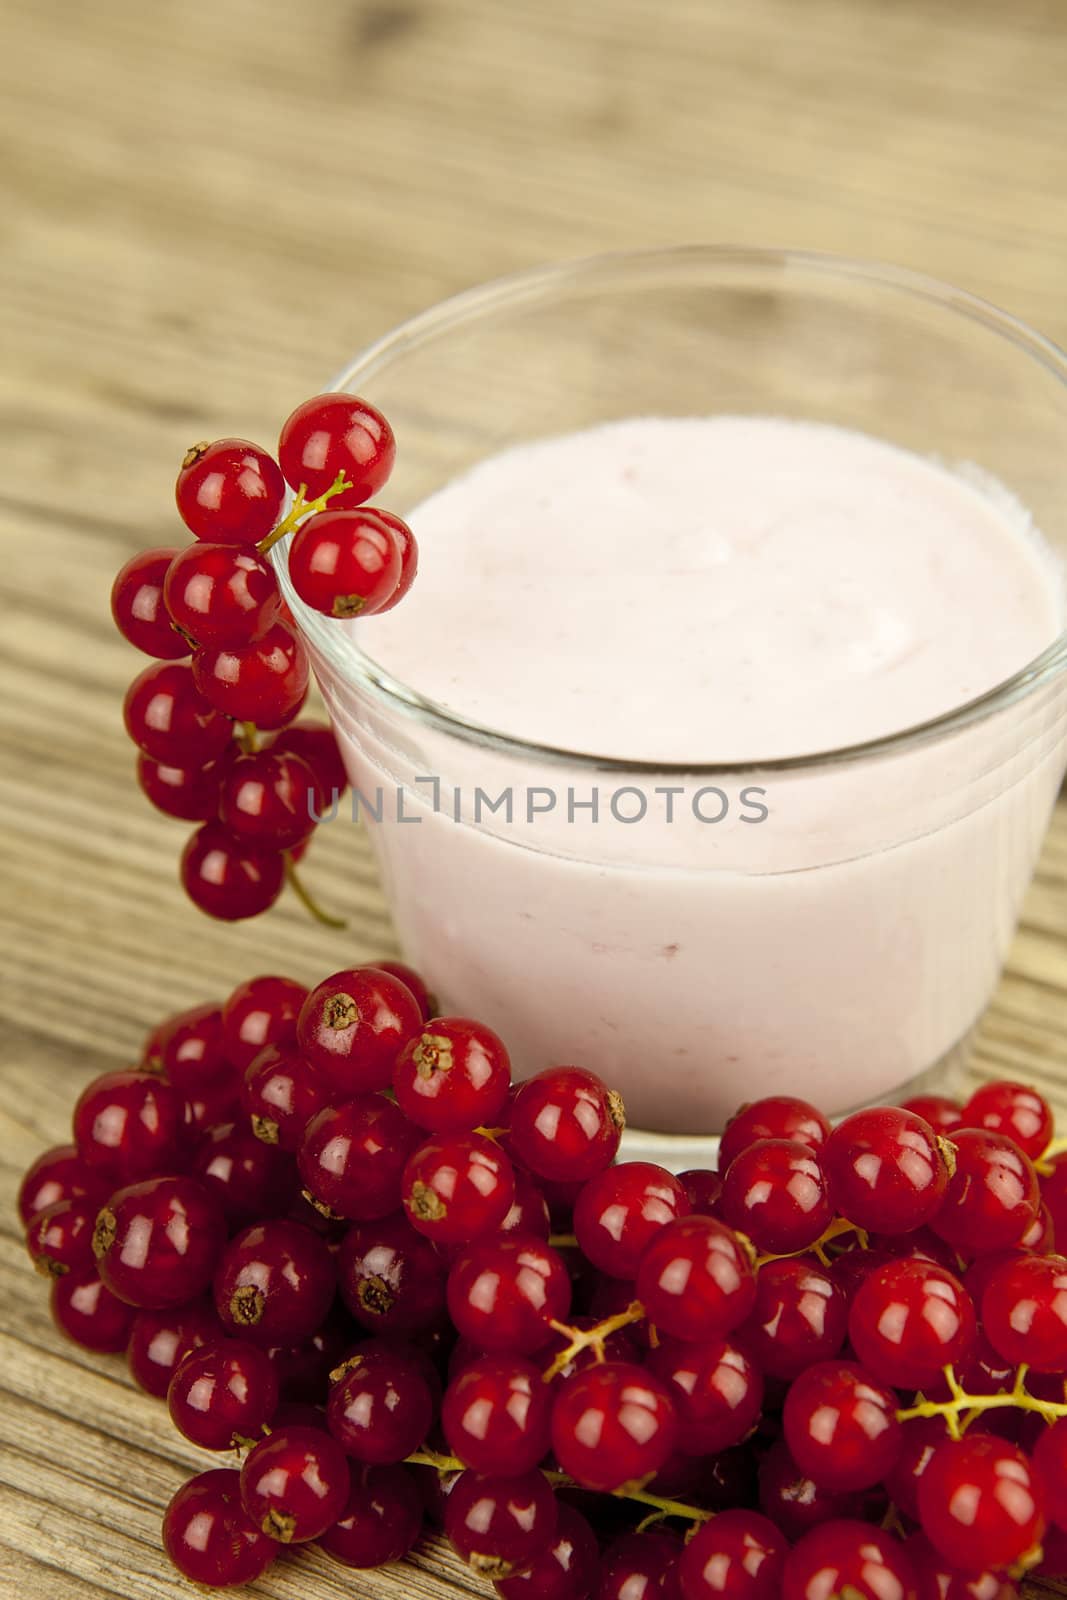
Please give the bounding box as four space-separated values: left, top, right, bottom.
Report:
2 0 1067 1593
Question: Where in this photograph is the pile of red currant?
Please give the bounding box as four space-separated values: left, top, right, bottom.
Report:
110 394 416 921
18 971 1067 1598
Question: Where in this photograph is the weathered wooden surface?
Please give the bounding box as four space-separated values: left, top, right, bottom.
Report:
2 0 1067 1592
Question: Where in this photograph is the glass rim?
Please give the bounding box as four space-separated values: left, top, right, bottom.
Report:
275 244 1067 777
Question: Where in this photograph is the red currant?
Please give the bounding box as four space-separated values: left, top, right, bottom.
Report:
635 1215 757 1343
176 438 285 544
136 751 226 820
679 1167 723 1216
494 1502 598 1600
848 1258 977 1389
222 973 307 1070
298 965 424 1094
371 509 419 613
597 1532 682 1600
930 1129 1040 1255
980 1251 1067 1371
758 1438 869 1541
318 1462 423 1569
164 541 281 646
646 1337 763 1456
73 1069 182 1185
337 1211 448 1334
191 1120 295 1226
192 619 308 727
25 1196 98 1279
823 1106 950 1234
163 1468 277 1587
403 1132 516 1245
447 1234 571 1353
782 1521 918 1600
168 1336 279 1449
218 749 322 849
918 1435 1046 1573
961 1080 1054 1162
241 1042 329 1149
17 1144 105 1227
442 1354 552 1476
782 1361 902 1491
126 1299 218 1397
180 821 285 920
509 1066 624 1183
883 1414 951 1523
720 1138 833 1255
900 1095 965 1135
573 1161 690 1280
1033 1418 1067 1530
678 1509 787 1600
278 393 395 508
124 660 234 765
268 719 348 798
500 1167 552 1242
50 1268 135 1352
239 1422 349 1543
327 1346 434 1464
93 1175 226 1309
213 1219 335 1345
905 1531 1013 1600
392 1017 511 1134
719 1095 830 1171
111 547 189 658
299 1095 420 1221
739 1254 848 1380
287 507 403 618
444 1467 558 1580
551 1361 678 1491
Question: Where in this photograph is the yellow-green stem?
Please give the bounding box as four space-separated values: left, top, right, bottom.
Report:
283 855 347 929
405 1450 710 1525
257 471 352 555
897 1363 1067 1440
542 1302 647 1382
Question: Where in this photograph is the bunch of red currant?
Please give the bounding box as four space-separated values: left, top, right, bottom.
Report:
18 978 1067 1597
110 394 417 921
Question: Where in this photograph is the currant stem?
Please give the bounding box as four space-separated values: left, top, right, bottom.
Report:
754 1214 869 1269
257 471 353 555
282 855 347 929
547 1232 578 1249
542 1302 647 1382
236 721 260 755
896 1363 1067 1440
1036 1135 1067 1174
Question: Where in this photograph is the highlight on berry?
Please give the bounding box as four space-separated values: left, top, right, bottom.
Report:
17 981 1067 1594
110 395 418 925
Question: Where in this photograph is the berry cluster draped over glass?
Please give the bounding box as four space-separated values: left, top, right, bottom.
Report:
18 986 1067 1596
109 395 418 923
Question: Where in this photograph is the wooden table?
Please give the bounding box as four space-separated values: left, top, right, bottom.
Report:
3 0 1067 1593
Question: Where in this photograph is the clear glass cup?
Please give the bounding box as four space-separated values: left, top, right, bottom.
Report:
273 247 1067 1166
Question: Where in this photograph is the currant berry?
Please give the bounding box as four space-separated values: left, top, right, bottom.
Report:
447 1235 571 1353
678 1509 787 1600
111 547 189 658
550 1361 678 1492
193 620 308 728
164 541 281 646
51 1268 135 1352
403 1131 516 1245
1020 1200 1056 1252
371 510 419 613
782 1361 902 1491
961 1080 1054 1162
93 1176 226 1309
327 1347 434 1464
298 1095 420 1222
239 1423 349 1543
718 1095 830 1171
508 1066 624 1183
268 719 348 800
25 1197 97 1279
180 821 285 920
930 1129 1041 1255
823 1106 950 1234
848 1258 977 1389
918 1435 1047 1574
123 660 235 765
573 1161 690 1280
318 1462 423 1569
278 393 395 508
168 1336 279 1449
392 1017 511 1134
18 1144 105 1227
191 1120 295 1226
980 1251 1067 1371
218 750 322 849
782 1521 918 1600
337 1212 447 1333
900 1094 965 1135
222 973 307 1070
646 1337 763 1456
679 1167 724 1216
883 1414 952 1523
443 1467 558 1580
176 438 285 544
287 507 403 618
635 1215 757 1343
135 751 226 821
758 1439 868 1542
73 1069 182 1185
1033 1419 1067 1530
720 1138 833 1255
904 1531 1012 1600
297 965 423 1094
739 1254 847 1380
266 1310 350 1402
442 1355 551 1476
153 998 226 1082
213 1219 335 1345
241 1043 329 1149
163 1467 278 1587
597 1532 683 1600
126 1299 218 1397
